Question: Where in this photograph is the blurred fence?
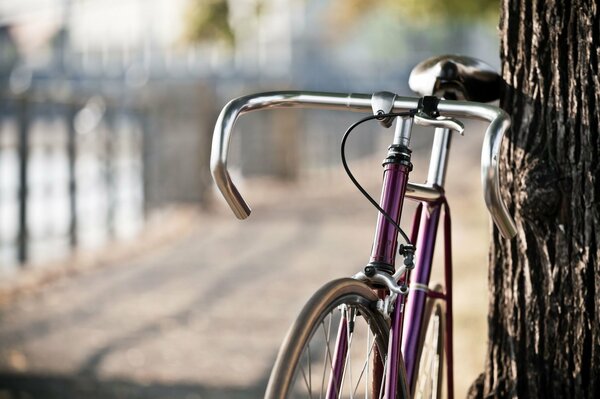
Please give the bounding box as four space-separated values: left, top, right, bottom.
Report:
0 79 220 273
0 91 146 271
0 76 441 275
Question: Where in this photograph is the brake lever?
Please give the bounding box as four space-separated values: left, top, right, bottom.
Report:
413 95 465 134
413 113 464 134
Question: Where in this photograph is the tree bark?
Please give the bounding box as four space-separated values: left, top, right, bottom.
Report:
469 1 600 398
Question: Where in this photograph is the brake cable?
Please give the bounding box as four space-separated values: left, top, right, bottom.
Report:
340 111 416 246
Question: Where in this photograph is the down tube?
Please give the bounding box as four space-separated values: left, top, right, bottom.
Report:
401 203 442 388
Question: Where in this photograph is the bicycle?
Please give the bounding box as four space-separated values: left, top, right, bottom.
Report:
210 55 517 399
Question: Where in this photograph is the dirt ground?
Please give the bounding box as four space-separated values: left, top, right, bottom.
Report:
0 128 492 398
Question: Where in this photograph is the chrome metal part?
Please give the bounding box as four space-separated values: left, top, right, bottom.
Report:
405 182 443 202
210 90 517 239
392 265 408 281
427 128 452 187
409 55 501 103
211 91 371 219
371 91 398 128
414 113 464 134
353 269 408 295
377 293 401 319
410 283 430 293
393 117 413 147
435 99 517 238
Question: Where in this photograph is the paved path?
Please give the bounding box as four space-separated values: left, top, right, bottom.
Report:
0 152 491 398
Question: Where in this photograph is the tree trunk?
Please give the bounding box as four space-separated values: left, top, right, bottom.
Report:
469 1 600 398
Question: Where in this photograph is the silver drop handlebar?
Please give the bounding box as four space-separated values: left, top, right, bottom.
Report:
210 91 517 239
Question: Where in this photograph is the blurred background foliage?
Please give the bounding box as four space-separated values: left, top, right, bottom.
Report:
185 0 235 47
327 0 499 31
185 0 500 46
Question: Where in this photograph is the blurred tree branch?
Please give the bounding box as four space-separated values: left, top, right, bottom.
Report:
183 0 499 48
184 0 235 47
327 0 499 27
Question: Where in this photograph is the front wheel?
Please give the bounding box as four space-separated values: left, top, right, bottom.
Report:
265 278 409 399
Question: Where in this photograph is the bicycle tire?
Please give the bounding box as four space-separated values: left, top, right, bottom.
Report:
412 289 446 399
265 278 409 399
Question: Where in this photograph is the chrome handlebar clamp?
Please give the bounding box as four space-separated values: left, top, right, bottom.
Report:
371 91 399 128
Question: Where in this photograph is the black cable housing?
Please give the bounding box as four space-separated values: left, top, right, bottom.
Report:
340 111 416 246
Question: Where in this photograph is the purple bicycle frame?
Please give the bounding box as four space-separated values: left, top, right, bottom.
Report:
371 161 411 399
327 145 455 398
378 168 454 398
401 200 454 399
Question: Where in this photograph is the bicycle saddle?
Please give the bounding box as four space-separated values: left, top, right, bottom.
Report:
409 55 501 102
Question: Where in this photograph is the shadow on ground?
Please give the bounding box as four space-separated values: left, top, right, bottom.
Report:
0 372 266 399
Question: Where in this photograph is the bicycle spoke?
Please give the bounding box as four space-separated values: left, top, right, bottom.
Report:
322 311 344 398
320 313 334 398
300 361 314 399
378 356 388 399
353 332 377 398
332 307 346 399
339 308 355 399
307 342 312 398
365 328 370 399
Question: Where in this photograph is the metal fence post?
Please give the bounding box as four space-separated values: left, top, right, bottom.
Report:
139 108 151 218
17 96 29 265
67 102 78 248
104 107 115 238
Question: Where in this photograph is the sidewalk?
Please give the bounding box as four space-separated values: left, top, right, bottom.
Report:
0 151 491 398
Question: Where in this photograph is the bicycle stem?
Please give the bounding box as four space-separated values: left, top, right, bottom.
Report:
211 90 517 239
